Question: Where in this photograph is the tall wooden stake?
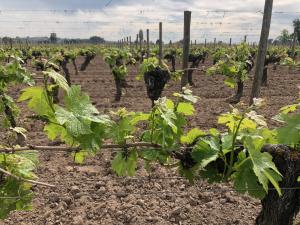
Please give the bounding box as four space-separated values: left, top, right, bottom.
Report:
147 29 150 58
250 0 273 105
139 30 144 61
159 22 163 65
291 27 297 60
181 11 192 88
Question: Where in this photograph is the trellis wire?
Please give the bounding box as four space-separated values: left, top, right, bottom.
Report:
0 186 298 200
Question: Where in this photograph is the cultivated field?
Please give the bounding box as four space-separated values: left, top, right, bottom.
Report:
1 56 299 225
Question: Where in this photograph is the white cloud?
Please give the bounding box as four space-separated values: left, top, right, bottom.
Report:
0 0 299 43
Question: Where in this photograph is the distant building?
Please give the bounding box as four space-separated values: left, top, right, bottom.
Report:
50 33 57 44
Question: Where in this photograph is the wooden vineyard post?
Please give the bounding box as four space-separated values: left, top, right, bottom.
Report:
181 11 192 88
229 38 232 46
213 38 216 48
291 27 297 60
139 29 144 61
250 0 273 105
18 39 22 50
244 35 247 43
159 22 163 66
9 39 12 49
204 39 207 47
146 29 150 58
129 36 132 50
135 34 138 49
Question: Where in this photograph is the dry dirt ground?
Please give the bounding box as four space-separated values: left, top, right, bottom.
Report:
1 56 300 225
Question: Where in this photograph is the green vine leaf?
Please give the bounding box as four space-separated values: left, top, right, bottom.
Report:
155 98 178 134
224 77 236 88
279 104 299 114
43 123 65 140
55 85 111 137
233 151 266 199
177 102 195 116
55 106 92 137
192 138 220 168
218 111 256 132
244 136 282 196
173 88 199 104
181 128 206 145
72 151 92 164
18 86 54 117
43 70 69 92
112 150 138 176
277 114 300 146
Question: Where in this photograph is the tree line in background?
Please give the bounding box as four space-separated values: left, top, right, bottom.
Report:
275 19 300 45
0 34 106 45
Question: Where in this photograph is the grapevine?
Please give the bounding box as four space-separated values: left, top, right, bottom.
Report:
103 48 136 101
207 42 255 103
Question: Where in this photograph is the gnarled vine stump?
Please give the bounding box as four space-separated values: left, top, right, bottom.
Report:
256 145 300 225
80 55 95 71
61 59 71 86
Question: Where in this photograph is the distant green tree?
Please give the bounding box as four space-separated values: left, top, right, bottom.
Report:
89 36 105 44
293 18 300 43
276 29 292 44
2 37 11 45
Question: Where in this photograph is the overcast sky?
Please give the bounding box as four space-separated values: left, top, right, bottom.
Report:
0 0 299 43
